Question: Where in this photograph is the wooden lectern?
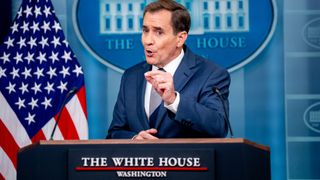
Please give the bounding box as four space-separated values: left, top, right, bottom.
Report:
17 138 270 180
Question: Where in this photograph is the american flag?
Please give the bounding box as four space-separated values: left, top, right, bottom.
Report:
0 0 88 179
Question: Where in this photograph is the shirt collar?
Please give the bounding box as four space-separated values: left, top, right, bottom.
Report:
152 49 184 76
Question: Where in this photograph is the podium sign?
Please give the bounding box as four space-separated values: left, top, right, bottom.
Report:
68 148 215 179
17 138 270 180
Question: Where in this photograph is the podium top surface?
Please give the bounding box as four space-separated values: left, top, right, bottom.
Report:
20 138 269 152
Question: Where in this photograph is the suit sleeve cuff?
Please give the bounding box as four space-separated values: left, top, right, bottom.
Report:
164 92 180 114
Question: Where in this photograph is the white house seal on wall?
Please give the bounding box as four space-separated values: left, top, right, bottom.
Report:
73 0 277 73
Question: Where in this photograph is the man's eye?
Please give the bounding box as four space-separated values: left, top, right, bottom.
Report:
156 31 163 35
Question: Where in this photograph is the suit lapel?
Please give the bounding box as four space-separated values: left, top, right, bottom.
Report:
173 60 194 92
154 48 198 129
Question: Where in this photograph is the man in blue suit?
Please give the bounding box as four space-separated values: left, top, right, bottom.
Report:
107 0 230 139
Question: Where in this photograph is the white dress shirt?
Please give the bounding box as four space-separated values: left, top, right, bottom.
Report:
144 49 184 118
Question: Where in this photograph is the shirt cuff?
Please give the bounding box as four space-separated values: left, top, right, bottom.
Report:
164 92 180 114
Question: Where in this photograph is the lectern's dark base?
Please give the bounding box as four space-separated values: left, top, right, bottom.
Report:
17 139 270 180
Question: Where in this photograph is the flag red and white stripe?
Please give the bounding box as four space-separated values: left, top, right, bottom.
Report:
0 0 88 179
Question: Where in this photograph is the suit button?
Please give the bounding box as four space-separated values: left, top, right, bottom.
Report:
181 120 186 125
181 119 193 127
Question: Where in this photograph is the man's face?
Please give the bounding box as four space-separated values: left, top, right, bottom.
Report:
141 10 182 67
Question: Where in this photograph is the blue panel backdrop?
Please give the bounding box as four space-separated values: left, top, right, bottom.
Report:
6 0 320 179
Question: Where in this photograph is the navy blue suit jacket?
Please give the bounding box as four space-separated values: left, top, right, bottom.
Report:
107 46 230 139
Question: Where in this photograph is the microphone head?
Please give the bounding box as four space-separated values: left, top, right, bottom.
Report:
212 86 220 94
68 87 78 95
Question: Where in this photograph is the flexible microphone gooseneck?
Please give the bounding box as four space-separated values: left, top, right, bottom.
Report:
213 87 233 138
50 88 78 140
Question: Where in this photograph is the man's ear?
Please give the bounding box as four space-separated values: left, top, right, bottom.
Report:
177 31 188 48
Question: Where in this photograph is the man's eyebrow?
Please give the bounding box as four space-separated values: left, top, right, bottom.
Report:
153 26 163 31
142 25 163 32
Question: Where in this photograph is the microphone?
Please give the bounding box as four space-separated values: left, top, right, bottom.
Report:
213 87 233 138
50 87 78 140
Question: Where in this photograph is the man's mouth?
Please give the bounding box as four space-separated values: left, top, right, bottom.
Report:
145 49 154 57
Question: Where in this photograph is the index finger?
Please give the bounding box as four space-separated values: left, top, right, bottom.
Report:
145 70 166 77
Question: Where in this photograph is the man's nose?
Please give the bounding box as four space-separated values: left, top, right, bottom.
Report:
143 33 154 45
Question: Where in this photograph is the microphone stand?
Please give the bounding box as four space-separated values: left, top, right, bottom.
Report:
50 88 77 140
213 87 233 138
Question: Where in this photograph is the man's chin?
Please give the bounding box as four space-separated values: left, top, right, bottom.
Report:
146 58 157 65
